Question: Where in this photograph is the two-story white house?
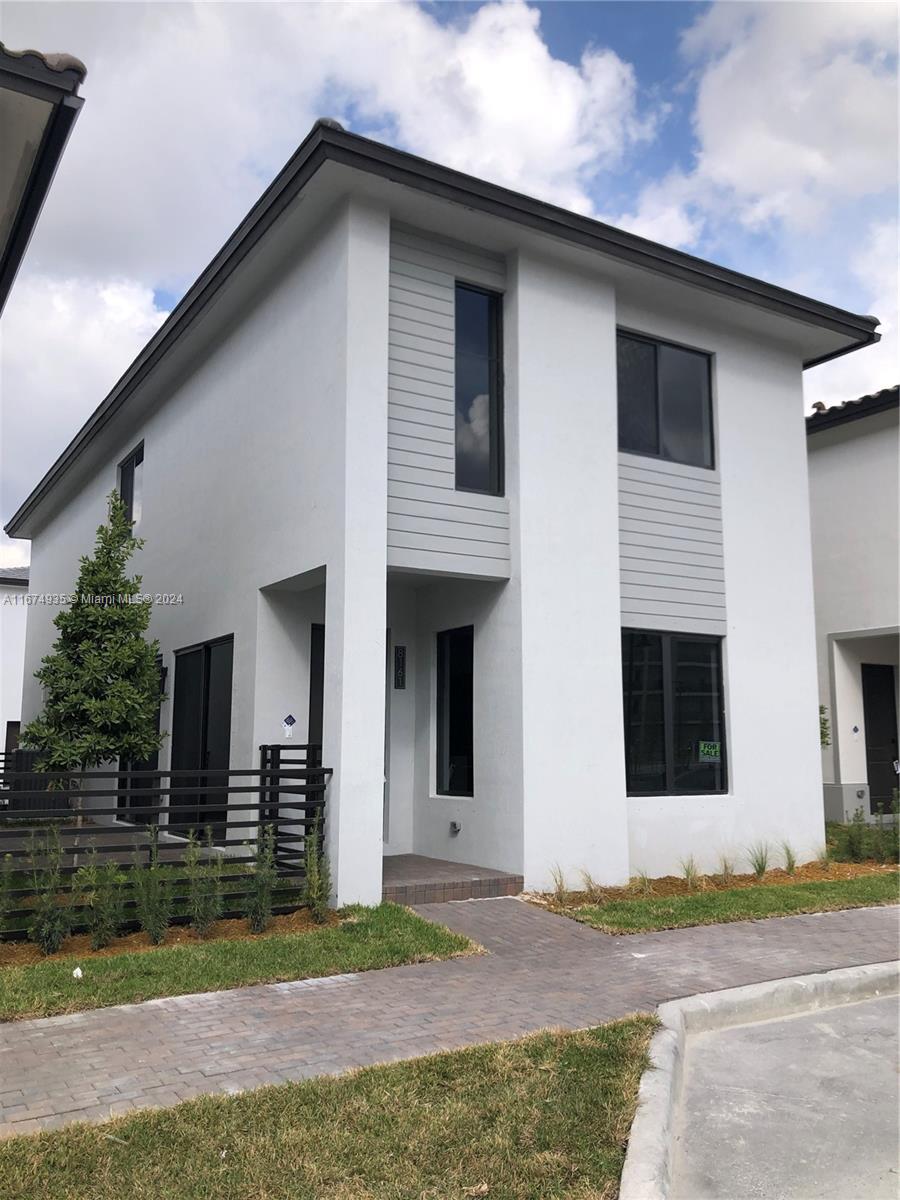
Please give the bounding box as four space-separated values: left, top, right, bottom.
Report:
807 387 899 822
5 121 881 904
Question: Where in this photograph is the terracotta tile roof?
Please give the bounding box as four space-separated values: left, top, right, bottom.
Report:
0 43 86 84
807 385 899 433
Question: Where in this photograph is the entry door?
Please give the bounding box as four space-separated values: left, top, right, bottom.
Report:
170 636 233 838
308 624 325 751
861 663 899 813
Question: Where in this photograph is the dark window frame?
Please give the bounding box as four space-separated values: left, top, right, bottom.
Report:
617 328 716 470
454 282 504 497
435 624 475 797
118 442 144 526
622 627 728 797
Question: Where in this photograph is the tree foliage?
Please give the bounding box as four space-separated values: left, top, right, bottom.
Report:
21 491 164 771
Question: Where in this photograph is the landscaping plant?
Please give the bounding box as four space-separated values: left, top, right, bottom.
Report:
132 833 174 945
73 846 127 949
246 824 277 934
746 841 770 880
631 870 654 897
0 853 14 936
548 862 569 906
19 492 164 827
819 704 831 747
718 854 735 885
845 807 867 862
579 868 603 903
302 813 331 924
680 855 699 891
26 827 71 955
781 841 797 875
185 828 223 938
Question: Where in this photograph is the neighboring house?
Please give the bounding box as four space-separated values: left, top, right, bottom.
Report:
4 121 881 903
807 387 899 821
0 42 86 312
0 566 28 751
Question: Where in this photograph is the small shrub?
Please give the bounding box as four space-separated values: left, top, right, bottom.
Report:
26 827 70 955
185 828 223 938
302 813 332 924
781 841 797 875
548 863 570 906
819 705 831 747
680 856 699 892
579 869 604 903
246 825 277 934
133 833 173 944
630 870 654 897
846 807 867 862
718 854 735 885
816 843 832 871
0 853 14 934
747 841 770 880
73 847 127 950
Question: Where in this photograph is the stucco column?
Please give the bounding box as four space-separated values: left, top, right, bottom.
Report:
509 251 631 889
322 199 390 906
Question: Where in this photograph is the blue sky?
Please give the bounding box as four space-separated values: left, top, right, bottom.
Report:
1 0 897 564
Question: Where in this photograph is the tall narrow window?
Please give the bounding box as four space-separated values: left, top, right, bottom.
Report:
622 629 726 795
455 284 503 494
118 443 144 529
436 625 474 796
617 332 714 469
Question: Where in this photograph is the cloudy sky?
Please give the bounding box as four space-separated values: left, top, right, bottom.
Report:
0 0 896 566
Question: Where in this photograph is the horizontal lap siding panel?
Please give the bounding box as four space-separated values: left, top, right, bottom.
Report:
387 225 510 574
618 452 726 631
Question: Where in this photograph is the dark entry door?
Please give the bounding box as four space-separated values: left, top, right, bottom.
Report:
171 636 233 838
861 663 899 814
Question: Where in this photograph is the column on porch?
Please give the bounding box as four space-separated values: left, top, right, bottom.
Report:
321 197 390 906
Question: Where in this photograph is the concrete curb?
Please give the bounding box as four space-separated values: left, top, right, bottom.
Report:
619 961 899 1200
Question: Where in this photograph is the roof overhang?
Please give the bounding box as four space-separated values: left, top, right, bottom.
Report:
4 120 881 538
0 43 86 315
806 386 899 435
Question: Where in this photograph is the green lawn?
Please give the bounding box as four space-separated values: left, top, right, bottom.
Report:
560 871 899 934
0 1016 655 1200
0 904 474 1022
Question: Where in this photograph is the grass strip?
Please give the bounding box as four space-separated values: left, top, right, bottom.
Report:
0 1016 655 1200
0 903 473 1022
565 871 899 934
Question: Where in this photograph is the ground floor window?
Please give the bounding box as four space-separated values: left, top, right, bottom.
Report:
621 629 727 796
436 625 474 796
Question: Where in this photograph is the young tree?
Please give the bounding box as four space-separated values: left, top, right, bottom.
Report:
22 491 164 780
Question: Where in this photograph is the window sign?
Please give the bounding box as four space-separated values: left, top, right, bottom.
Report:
698 740 721 764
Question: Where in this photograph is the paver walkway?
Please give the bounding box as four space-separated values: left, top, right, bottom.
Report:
0 900 896 1137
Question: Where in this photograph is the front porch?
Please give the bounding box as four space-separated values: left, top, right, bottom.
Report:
382 854 523 905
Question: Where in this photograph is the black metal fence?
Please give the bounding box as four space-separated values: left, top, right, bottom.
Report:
0 758 330 940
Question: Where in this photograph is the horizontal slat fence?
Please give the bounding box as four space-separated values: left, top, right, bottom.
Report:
0 757 330 940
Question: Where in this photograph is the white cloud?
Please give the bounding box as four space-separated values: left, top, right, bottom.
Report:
804 219 899 411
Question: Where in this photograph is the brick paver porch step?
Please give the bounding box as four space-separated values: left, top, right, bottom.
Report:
0 900 896 1137
381 853 523 903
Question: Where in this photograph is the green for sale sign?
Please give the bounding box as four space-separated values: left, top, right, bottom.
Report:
698 740 721 763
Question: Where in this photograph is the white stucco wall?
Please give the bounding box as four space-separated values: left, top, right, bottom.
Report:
618 299 825 875
0 581 28 743
808 409 900 787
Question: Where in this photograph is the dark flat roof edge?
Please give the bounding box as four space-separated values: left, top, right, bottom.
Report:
4 121 881 537
806 386 899 434
0 43 86 94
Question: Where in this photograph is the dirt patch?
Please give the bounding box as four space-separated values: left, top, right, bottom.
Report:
528 860 897 908
0 907 340 968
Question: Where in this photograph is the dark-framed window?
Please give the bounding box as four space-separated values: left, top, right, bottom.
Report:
455 283 503 495
622 629 727 796
617 331 714 469
118 443 144 528
436 625 474 796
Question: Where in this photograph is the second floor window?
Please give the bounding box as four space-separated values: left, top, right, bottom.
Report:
455 283 503 495
617 332 714 469
119 443 144 529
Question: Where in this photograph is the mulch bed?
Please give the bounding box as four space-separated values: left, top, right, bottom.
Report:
0 907 340 968
530 859 897 908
